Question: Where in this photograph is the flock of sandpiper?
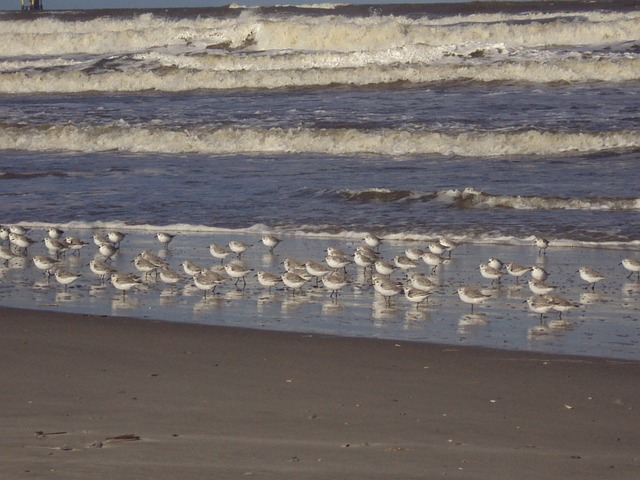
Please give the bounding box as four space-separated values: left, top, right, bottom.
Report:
2 224 640 323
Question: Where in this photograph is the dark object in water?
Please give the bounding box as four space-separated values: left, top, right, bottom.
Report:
22 0 43 11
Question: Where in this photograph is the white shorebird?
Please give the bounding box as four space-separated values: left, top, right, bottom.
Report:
64 236 89 255
621 258 640 281
545 294 579 318
534 237 549 255
9 225 30 235
257 270 281 292
326 254 351 272
374 259 396 277
0 226 9 243
140 250 167 268
305 260 332 280
32 255 59 276
409 273 438 293
47 227 64 239
228 240 252 258
479 263 503 285
528 279 556 295
457 286 490 313
89 259 115 283
421 252 443 273
111 273 143 298
487 257 503 271
193 270 225 297
356 245 379 259
9 233 35 254
405 247 426 261
134 255 158 279
403 286 430 308
428 242 447 256
98 242 119 261
354 250 376 273
327 247 350 258
373 276 402 305
44 237 68 259
321 272 349 298
261 234 281 253
107 231 126 246
283 257 306 273
526 295 555 322
224 261 253 288
159 267 182 286
93 233 110 247
393 255 419 272
505 263 532 283
439 237 457 257
282 271 308 294
0 245 16 265
209 243 232 263
578 267 606 290
364 233 381 252
157 231 175 247
530 266 549 282
181 260 204 277
54 268 81 291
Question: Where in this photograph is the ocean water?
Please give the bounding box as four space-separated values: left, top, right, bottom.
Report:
1 1 639 360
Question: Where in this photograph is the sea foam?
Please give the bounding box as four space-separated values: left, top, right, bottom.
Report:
2 125 638 157
1 10 638 93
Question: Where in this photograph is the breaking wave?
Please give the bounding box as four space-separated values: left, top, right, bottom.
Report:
340 187 640 211
9 218 640 249
1 57 638 93
2 10 638 56
1 125 639 157
1 7 638 92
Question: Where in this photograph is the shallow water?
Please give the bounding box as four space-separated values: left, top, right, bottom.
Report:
2 149 640 244
1 2 639 360
1 228 638 361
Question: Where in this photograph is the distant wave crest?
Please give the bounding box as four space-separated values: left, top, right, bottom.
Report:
2 10 637 56
1 125 638 157
11 218 640 249
339 188 433 203
340 187 640 211
1 57 638 93
1 9 638 92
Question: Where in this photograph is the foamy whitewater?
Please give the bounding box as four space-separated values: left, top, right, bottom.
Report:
1 1 639 360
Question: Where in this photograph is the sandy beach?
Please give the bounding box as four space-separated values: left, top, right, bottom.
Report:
1 306 639 479
2 3 639 477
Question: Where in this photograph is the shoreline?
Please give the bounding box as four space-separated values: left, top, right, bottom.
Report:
2 306 640 478
1 229 639 362
3 305 639 365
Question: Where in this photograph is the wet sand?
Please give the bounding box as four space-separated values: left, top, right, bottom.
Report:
1 306 639 479
1 228 640 361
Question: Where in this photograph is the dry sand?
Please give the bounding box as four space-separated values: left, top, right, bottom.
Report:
1 306 639 479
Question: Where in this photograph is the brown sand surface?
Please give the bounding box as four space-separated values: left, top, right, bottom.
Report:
1 306 639 479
